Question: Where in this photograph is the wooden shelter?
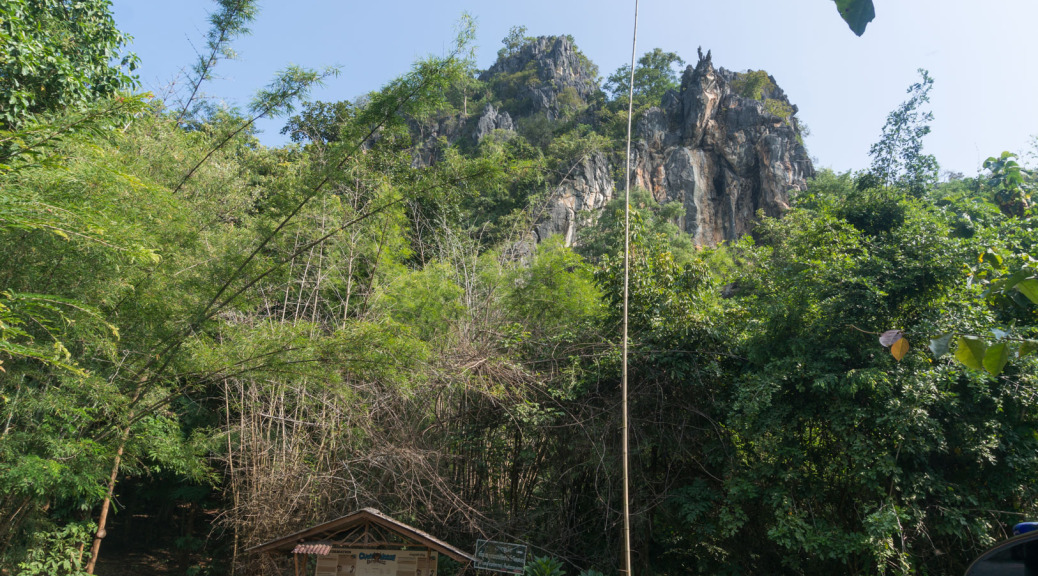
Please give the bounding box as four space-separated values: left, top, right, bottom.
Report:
248 508 474 576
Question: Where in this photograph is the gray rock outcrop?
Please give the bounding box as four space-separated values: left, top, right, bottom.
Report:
411 36 813 248
524 49 812 247
474 104 514 142
533 151 614 246
410 113 466 167
480 36 599 121
630 52 813 245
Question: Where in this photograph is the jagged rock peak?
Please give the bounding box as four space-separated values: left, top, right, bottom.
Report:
630 52 814 245
480 35 599 121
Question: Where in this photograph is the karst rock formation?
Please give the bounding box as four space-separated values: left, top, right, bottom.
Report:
415 35 814 247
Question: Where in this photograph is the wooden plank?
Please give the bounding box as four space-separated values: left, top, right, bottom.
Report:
316 555 339 576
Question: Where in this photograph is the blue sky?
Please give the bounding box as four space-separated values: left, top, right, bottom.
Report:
110 0 1038 175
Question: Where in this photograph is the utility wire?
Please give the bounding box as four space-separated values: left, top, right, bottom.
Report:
622 1 639 575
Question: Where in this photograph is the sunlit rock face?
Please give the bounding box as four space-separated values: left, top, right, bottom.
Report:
532 151 614 246
479 35 611 248
479 35 600 122
629 52 814 245
417 37 813 248
516 47 812 247
474 104 514 143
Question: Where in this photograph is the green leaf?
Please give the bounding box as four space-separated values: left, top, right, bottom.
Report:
929 333 953 358
983 342 1010 376
955 336 988 371
1015 278 1038 304
833 0 876 36
981 248 1004 267
1019 340 1038 359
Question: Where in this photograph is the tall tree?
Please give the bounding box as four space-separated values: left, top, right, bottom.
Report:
498 25 533 59
174 0 259 124
605 48 686 108
867 69 938 197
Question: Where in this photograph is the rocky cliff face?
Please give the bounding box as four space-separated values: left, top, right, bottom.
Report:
411 104 516 166
629 52 814 245
532 151 614 245
480 40 811 247
473 104 514 143
480 36 599 121
477 36 613 248
413 36 813 248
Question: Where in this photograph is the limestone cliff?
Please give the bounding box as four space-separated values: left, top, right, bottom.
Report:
411 36 813 248
532 151 613 245
477 36 613 247
629 52 814 245
479 39 811 247
479 36 599 121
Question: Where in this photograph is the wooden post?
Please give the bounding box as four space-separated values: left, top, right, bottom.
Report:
294 553 301 576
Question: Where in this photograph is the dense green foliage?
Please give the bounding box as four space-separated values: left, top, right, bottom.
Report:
731 69 773 100
659 178 1038 574
0 0 138 127
731 69 794 124
1 3 1036 576
604 48 685 110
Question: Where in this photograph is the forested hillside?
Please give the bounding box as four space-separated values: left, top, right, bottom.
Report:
1 2 1037 576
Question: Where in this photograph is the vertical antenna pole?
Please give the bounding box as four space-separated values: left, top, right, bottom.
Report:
622 1 639 575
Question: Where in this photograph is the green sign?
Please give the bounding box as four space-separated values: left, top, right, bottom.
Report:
474 540 527 574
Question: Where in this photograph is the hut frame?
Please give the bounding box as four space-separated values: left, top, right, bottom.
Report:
248 508 474 576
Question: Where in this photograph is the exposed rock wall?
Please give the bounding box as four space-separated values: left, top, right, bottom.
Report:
630 52 814 245
412 36 813 248
410 113 467 167
474 104 514 143
480 36 599 121
533 151 614 246
494 44 812 247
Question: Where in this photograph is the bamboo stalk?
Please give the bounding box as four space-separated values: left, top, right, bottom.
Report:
84 425 129 574
621 1 640 575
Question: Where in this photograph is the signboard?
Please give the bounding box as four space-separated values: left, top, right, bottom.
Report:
315 548 438 576
474 540 527 574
